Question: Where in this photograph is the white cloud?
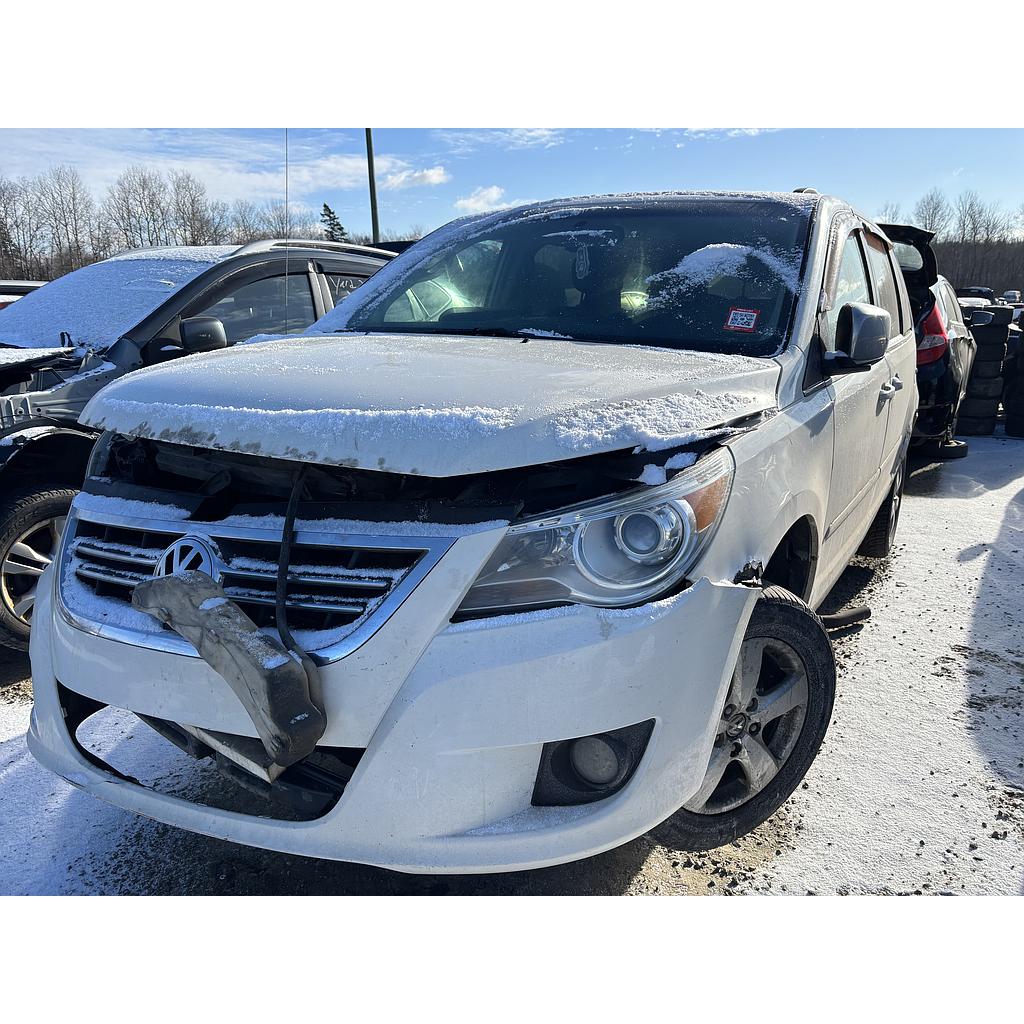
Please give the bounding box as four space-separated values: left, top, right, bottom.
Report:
0 128 448 203
382 165 451 189
683 128 781 141
454 185 511 213
435 128 565 155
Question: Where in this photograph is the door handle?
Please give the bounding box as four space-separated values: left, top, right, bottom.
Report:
890 374 904 391
879 382 896 400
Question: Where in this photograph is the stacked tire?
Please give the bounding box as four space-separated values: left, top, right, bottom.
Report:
959 306 1012 436
1004 323 1023 438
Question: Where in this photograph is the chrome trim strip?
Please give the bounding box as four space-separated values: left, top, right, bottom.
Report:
220 565 390 592
74 543 159 568
56 507 456 665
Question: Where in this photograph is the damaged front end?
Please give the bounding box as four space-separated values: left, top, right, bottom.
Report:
52 430 740 821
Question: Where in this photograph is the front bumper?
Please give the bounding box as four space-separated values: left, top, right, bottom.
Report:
29 544 757 874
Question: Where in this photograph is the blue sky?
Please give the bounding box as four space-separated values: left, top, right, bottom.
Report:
3 128 1023 235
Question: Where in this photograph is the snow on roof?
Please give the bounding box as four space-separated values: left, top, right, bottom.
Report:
0 248 232 350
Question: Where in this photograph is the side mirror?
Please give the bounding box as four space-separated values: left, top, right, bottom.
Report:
967 309 995 327
180 316 228 353
831 302 889 367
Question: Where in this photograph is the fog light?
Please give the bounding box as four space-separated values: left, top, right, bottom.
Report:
532 720 654 807
569 735 621 787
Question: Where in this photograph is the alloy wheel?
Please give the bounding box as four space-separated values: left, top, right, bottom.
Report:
0 515 65 626
684 635 809 815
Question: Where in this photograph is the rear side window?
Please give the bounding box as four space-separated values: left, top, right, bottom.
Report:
825 234 872 349
940 285 962 326
864 233 902 334
891 241 923 273
324 273 367 303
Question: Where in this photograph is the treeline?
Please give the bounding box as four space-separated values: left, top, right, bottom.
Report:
878 188 1024 293
0 164 415 281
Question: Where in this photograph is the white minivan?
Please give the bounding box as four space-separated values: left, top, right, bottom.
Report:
29 191 917 873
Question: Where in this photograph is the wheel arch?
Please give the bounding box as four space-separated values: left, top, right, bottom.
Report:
760 514 820 605
0 425 96 490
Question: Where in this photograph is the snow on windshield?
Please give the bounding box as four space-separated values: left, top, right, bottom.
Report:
645 243 802 295
0 246 234 350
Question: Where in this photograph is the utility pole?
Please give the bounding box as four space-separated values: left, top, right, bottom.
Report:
365 128 380 244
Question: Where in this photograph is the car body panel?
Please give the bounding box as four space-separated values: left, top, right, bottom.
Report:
80 333 782 476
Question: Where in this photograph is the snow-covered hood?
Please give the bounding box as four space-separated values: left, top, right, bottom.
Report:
0 248 231 350
81 333 780 476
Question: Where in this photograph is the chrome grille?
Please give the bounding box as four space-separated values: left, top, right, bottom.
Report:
58 504 454 663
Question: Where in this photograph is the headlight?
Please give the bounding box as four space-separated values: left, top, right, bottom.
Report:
457 447 733 614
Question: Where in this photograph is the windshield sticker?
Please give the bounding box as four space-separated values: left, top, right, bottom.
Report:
725 307 760 332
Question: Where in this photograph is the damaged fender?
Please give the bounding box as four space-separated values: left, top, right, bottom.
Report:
131 570 326 767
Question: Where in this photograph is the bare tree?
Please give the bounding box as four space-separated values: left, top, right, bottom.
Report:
103 165 172 249
0 175 48 278
877 201 902 223
912 188 952 238
34 165 97 274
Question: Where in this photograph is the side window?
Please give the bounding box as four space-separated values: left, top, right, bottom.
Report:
863 233 902 334
195 273 316 344
324 273 367 304
381 240 502 323
824 233 872 349
942 286 963 326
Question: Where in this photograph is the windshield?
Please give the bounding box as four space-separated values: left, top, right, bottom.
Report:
0 246 233 350
321 199 811 356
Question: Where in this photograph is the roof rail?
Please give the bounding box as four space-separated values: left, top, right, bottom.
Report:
792 187 819 194
232 238 397 259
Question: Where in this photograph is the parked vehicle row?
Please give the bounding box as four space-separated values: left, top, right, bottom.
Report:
23 189 921 872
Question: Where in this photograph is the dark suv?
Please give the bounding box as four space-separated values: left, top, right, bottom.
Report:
882 224 980 455
0 239 392 649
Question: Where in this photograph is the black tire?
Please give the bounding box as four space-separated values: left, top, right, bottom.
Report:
957 415 997 436
974 341 1006 362
858 455 905 558
959 396 1001 419
651 587 836 852
966 377 1003 399
0 487 76 651
1004 372 1024 415
972 359 1004 380
1006 417 1024 438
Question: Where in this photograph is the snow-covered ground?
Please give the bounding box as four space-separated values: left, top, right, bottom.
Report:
2 434 1021 894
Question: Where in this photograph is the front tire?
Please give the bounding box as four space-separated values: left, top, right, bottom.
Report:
653 586 836 852
0 486 76 651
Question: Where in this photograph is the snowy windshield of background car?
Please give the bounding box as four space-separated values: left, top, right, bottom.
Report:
0 246 234 350
330 200 811 356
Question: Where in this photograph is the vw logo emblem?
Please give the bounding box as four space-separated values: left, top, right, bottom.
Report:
154 535 221 581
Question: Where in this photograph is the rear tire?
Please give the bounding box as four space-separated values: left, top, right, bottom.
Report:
858 455 905 558
972 359 1004 380
0 487 76 651
651 587 836 852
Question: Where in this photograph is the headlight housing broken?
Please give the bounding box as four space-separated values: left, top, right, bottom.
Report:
458 447 734 614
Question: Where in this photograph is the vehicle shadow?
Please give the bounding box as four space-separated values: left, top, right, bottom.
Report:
956 476 1024 890
908 436 1024 892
